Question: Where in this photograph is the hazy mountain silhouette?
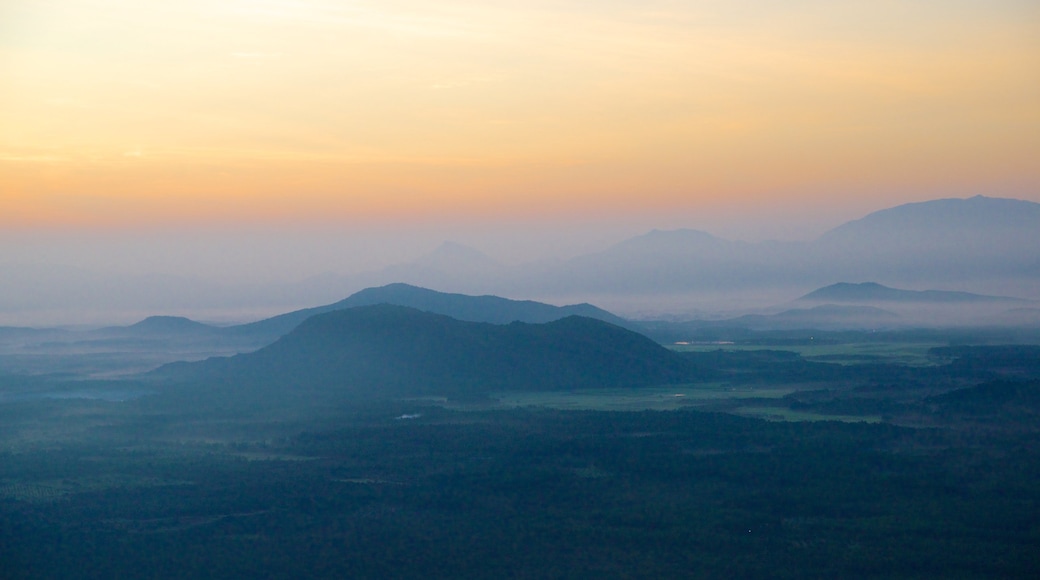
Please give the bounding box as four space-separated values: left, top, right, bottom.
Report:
294 241 510 302
124 316 216 334
410 241 503 273
0 326 59 348
810 196 1040 287
228 283 628 342
155 305 695 405
788 281 1037 327
818 196 1040 245
531 228 786 294
507 195 1040 306
3 196 1037 326
799 282 1029 304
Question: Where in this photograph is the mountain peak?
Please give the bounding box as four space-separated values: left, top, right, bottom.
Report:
159 304 692 402
228 284 629 340
123 315 214 334
799 282 1027 304
820 196 1040 241
130 315 204 329
400 241 504 276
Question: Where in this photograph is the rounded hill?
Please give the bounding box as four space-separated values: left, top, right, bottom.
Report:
156 305 698 405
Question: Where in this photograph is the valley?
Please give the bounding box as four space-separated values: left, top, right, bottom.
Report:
6 0 1038 572
2 279 1039 578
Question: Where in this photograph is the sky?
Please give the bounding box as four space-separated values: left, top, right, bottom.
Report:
2 0 1040 277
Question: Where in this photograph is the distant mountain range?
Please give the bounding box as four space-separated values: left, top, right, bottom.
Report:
113 316 218 336
299 195 1039 310
2 195 1037 325
0 284 633 365
7 277 1038 368
629 280 1040 338
818 196 1040 246
798 282 1029 304
227 283 630 342
32 283 627 345
153 304 696 405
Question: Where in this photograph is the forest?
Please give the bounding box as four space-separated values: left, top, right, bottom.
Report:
2 337 1039 578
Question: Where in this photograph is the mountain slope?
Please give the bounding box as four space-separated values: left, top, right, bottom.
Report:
799 282 1029 304
540 228 787 294
228 283 629 340
114 316 218 335
819 196 1040 243
4 196 1037 326
809 196 1040 286
157 305 694 404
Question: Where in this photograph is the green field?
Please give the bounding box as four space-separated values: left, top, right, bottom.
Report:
670 341 946 367
443 384 883 422
730 405 883 423
443 383 797 412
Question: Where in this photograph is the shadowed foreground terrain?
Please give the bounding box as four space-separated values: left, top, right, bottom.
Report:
2 300 1040 578
2 403 1039 579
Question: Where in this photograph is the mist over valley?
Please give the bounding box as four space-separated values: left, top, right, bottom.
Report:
3 195 1038 327
3 197 1040 578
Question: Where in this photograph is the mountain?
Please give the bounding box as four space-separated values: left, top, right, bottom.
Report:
155 305 696 405
0 326 60 349
123 316 216 334
227 283 629 342
513 196 1040 313
289 241 510 304
818 196 1040 245
810 196 1040 286
799 282 1029 304
790 282 1036 327
409 241 504 273
4 196 1037 326
535 229 782 294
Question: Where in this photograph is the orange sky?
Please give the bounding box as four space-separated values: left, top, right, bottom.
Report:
3 0 1039 230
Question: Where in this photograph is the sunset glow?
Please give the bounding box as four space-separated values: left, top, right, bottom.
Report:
3 0 1038 230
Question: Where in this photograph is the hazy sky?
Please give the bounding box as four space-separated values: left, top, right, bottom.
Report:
2 1 1039 272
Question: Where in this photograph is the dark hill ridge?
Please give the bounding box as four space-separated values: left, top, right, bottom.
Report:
156 304 695 403
799 282 1029 304
228 283 629 340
